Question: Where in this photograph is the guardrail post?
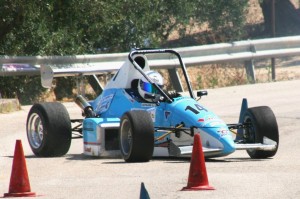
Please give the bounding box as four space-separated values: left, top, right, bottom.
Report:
168 68 184 92
76 75 86 96
244 60 256 83
271 58 276 80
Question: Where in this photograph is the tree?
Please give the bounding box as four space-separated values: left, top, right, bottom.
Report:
0 0 249 55
260 0 300 36
0 0 249 104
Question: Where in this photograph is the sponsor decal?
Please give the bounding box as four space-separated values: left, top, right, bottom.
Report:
141 103 157 107
198 118 205 122
123 90 135 103
209 121 222 127
84 146 92 152
96 94 114 113
164 111 171 120
83 121 94 131
197 115 224 127
198 116 216 123
206 116 217 121
147 107 156 122
217 128 229 137
83 127 94 131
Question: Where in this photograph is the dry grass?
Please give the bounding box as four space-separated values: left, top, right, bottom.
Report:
188 57 300 90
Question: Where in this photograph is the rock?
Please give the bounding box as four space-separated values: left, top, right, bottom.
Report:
0 99 21 113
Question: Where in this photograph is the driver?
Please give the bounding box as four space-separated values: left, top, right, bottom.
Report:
138 70 164 102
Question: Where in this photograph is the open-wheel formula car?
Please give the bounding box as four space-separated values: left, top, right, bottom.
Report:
26 49 279 162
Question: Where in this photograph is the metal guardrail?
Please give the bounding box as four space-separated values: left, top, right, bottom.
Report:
1 35 300 83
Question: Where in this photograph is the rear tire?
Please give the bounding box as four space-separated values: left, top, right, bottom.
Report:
26 102 72 157
119 110 154 162
243 106 279 159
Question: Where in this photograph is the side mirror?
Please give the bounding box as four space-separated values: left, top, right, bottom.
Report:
197 90 208 98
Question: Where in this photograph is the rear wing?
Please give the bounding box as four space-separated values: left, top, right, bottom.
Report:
0 62 123 96
0 64 40 76
40 63 121 88
0 53 128 88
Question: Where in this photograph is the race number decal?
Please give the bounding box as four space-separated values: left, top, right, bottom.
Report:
195 104 208 112
185 104 208 115
185 105 199 114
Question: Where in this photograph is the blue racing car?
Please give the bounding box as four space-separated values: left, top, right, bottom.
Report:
26 49 279 162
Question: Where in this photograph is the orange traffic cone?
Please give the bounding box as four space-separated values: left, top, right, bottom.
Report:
4 140 36 197
182 134 215 191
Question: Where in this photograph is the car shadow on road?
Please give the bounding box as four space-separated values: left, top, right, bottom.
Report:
66 153 126 163
205 157 269 163
156 157 270 164
90 156 271 164
3 153 126 163
3 153 113 161
6 154 271 164
3 155 38 159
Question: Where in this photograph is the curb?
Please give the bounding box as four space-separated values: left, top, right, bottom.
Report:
0 99 21 113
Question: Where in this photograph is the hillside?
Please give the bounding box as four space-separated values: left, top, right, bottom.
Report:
160 0 300 91
36 0 300 102
164 0 300 47
1 0 300 106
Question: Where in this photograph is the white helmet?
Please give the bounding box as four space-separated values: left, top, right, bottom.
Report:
138 71 164 102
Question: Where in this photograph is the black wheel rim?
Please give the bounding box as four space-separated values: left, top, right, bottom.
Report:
244 116 256 143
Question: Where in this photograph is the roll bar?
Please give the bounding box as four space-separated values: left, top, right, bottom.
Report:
128 49 195 102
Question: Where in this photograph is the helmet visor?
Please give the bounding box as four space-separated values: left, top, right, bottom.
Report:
140 81 161 94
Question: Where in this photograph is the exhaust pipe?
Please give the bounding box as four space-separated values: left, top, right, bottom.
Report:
75 95 97 118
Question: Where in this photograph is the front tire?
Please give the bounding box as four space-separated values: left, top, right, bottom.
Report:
243 106 279 159
119 110 154 162
26 102 72 157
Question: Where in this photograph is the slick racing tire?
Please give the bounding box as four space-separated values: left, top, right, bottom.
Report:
119 110 154 162
26 102 72 157
243 106 279 159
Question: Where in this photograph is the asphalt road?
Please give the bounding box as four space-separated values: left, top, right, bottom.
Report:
1 80 300 199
